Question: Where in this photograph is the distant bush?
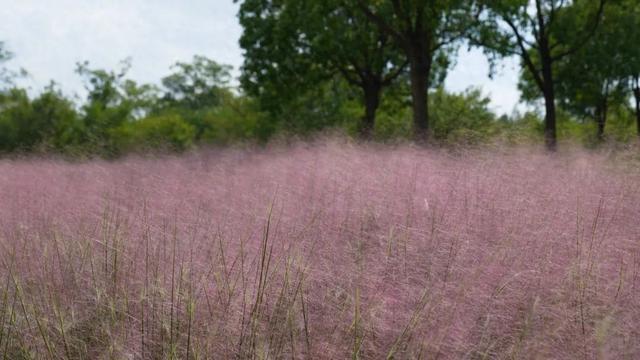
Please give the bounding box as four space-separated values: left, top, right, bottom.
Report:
0 88 32 152
430 87 498 143
373 87 501 143
2 53 640 158
112 114 196 153
200 97 265 143
0 87 84 153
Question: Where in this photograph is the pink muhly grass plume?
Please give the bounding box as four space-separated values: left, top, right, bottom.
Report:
0 141 639 358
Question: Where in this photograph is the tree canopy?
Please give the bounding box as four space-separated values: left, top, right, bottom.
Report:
2 0 640 156
472 0 607 150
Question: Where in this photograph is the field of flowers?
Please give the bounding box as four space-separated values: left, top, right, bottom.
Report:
0 141 639 359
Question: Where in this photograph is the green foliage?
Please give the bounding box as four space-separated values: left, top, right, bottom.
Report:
430 87 497 143
547 3 629 115
354 0 477 82
0 42 27 89
199 96 269 143
373 107 413 140
76 59 159 154
0 54 277 156
275 77 360 135
0 88 32 152
514 0 640 141
29 84 84 152
155 56 240 140
499 111 545 144
0 42 13 88
4 2 640 157
350 0 481 133
111 114 195 153
237 0 322 115
371 86 501 142
0 85 82 153
160 55 231 111
474 0 608 149
237 0 407 134
606 104 637 142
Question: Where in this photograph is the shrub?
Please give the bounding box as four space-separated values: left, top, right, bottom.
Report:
112 114 195 153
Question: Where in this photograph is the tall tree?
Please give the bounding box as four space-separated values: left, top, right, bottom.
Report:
474 0 606 150
237 0 407 136
157 56 233 138
633 77 640 137
76 59 158 151
549 1 631 141
354 0 478 138
160 55 232 110
614 0 640 137
237 0 314 117
302 0 408 136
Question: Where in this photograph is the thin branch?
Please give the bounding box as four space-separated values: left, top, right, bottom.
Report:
355 0 406 46
382 60 408 86
503 16 545 90
551 0 606 61
329 57 363 87
390 0 412 35
535 0 547 43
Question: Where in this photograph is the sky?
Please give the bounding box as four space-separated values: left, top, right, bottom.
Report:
0 0 523 115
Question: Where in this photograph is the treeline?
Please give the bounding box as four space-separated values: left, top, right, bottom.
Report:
0 54 272 156
0 48 525 157
238 0 640 150
1 0 640 157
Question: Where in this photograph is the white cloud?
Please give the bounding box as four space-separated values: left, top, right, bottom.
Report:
1 0 522 114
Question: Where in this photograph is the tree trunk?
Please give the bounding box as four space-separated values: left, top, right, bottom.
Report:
595 100 607 142
540 48 557 151
361 80 381 138
542 88 557 151
408 45 432 141
634 84 640 137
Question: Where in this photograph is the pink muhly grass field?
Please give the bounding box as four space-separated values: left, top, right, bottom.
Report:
0 141 639 359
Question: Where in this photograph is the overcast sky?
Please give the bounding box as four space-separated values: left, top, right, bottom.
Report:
0 0 523 115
